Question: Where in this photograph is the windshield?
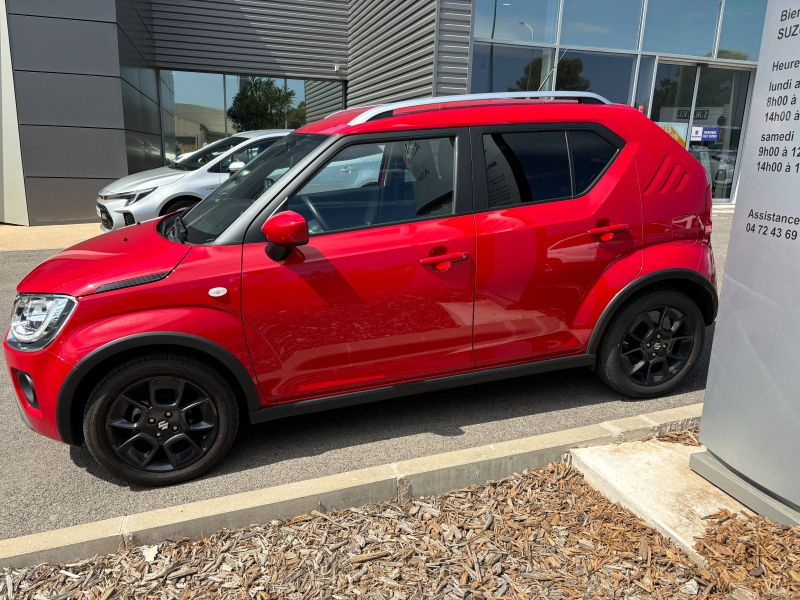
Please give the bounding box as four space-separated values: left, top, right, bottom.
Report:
180 133 328 244
169 136 248 171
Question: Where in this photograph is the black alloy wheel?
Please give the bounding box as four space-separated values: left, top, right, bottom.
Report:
105 376 218 472
597 290 705 399
84 354 239 486
619 306 694 386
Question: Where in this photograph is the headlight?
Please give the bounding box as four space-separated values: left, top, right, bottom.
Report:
8 294 76 351
101 188 156 207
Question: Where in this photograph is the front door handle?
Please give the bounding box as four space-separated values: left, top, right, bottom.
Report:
587 223 629 242
420 251 470 269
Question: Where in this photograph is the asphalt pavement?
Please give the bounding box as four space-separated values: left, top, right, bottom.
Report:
0 211 733 540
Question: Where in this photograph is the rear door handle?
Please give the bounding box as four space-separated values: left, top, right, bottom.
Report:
420 251 470 266
587 223 629 241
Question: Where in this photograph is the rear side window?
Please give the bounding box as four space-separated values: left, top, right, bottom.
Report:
286 137 456 235
569 131 618 195
482 132 572 208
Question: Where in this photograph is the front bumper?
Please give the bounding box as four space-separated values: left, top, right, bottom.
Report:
97 198 131 232
4 331 74 442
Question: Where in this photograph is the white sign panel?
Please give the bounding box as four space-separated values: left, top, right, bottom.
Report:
690 126 704 141
702 0 800 509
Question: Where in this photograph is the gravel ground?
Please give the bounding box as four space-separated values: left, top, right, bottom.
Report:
0 212 733 541
4 427 797 600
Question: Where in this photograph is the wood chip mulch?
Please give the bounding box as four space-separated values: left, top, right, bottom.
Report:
694 509 800 600
2 429 798 599
657 426 702 447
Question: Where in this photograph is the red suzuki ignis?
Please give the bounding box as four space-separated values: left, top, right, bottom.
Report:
4 92 716 485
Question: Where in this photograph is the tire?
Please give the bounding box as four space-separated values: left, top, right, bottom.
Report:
83 353 239 486
160 197 198 216
596 290 705 399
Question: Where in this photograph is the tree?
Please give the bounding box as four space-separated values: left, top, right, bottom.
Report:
226 77 295 132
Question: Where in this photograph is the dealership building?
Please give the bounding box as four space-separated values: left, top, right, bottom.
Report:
0 0 766 226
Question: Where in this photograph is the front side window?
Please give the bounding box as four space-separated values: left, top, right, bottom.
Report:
285 137 456 235
213 138 280 173
170 136 248 171
483 131 572 207
179 134 327 244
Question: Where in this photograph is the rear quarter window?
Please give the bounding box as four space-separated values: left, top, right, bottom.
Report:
569 131 619 195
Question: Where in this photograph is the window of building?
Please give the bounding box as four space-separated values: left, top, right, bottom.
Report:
474 0 559 44
559 0 644 51
482 131 572 207
569 131 618 194
642 0 721 57
649 63 698 145
718 0 768 61
633 55 657 112
471 43 556 93
287 137 457 235
165 71 226 160
285 79 306 128
555 50 636 104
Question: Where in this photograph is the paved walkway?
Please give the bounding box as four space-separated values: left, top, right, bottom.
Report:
0 223 101 251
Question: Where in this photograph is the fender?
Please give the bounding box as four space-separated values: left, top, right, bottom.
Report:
586 268 718 356
56 332 262 446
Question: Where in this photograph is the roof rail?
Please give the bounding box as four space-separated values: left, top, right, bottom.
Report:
348 91 612 125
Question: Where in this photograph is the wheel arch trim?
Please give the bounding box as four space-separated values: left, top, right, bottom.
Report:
586 268 718 356
56 332 262 446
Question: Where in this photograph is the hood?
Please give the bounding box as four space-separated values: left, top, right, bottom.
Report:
99 167 187 196
17 220 191 297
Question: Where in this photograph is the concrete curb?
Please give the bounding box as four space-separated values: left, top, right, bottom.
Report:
0 403 702 568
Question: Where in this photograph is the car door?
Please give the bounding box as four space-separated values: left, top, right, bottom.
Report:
472 124 643 368
241 130 475 404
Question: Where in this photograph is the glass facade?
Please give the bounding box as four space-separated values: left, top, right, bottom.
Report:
159 70 344 164
471 0 765 201
560 0 643 50
641 0 721 57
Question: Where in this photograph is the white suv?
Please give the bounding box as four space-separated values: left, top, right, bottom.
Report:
97 130 291 232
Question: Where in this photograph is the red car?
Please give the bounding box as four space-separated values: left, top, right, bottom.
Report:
4 92 716 486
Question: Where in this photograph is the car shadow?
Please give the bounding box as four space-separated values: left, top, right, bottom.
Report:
68 323 714 489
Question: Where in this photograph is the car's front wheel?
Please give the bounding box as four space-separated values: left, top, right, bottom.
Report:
597 290 705 399
83 354 239 486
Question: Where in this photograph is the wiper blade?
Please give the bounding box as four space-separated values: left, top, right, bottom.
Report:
175 212 188 243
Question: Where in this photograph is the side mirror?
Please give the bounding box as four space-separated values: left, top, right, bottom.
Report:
228 160 245 174
261 210 309 261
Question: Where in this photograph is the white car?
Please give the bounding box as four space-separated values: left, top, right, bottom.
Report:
96 130 291 231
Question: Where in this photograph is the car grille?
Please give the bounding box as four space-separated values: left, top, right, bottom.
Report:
98 204 113 230
123 212 135 226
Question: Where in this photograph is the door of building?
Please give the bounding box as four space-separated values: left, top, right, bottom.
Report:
648 62 753 202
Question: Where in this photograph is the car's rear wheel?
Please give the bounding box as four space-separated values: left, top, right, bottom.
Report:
597 290 705 399
83 354 238 486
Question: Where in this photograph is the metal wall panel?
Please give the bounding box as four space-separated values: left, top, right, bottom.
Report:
305 80 344 123
435 0 472 96
19 126 128 179
25 177 118 225
15 72 125 129
6 0 116 22
348 0 437 107
150 0 348 81
7 14 120 76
